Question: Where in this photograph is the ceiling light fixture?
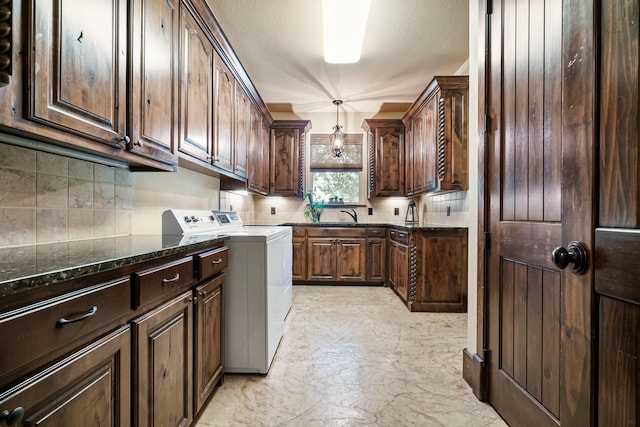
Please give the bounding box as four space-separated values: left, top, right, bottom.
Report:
322 0 371 64
331 99 345 158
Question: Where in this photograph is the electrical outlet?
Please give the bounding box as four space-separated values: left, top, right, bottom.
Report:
394 207 399 216
368 207 373 216
447 206 451 216
271 207 276 215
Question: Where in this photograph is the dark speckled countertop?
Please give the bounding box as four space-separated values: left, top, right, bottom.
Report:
281 222 467 231
0 234 226 298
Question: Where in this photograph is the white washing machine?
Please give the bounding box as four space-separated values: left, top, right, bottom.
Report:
162 210 292 374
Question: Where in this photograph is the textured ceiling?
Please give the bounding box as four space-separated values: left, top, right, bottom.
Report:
204 0 469 114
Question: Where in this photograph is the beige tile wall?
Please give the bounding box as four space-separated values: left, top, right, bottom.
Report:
0 143 133 247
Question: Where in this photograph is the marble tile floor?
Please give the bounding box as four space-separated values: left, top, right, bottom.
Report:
195 285 507 427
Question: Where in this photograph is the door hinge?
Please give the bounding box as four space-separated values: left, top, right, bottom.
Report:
484 114 491 133
484 232 490 249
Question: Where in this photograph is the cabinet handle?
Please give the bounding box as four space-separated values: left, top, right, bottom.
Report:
0 407 24 425
200 291 207 298
211 258 223 264
189 295 198 304
133 140 143 148
56 306 98 328
162 273 180 284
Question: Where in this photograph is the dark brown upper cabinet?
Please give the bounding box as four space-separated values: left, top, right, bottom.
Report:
234 84 250 178
129 0 180 166
362 119 405 197
0 0 179 170
403 76 469 194
270 120 311 197
178 3 214 165
213 51 235 173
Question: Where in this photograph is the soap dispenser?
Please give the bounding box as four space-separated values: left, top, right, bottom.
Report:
405 200 418 226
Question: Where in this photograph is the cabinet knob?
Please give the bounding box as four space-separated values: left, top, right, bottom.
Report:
0 407 24 425
120 135 130 146
200 291 207 298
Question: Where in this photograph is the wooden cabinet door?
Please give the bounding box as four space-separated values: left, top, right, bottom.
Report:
28 0 127 147
366 237 386 282
133 291 193 427
395 243 409 303
234 85 250 178
178 5 213 163
270 127 300 196
0 326 130 427
411 110 426 194
404 126 414 195
260 121 271 194
437 86 468 192
363 119 405 197
247 106 265 194
213 53 234 172
307 238 337 281
194 275 223 414
292 237 307 281
422 94 438 192
129 0 179 166
413 230 467 312
388 239 398 289
336 238 366 282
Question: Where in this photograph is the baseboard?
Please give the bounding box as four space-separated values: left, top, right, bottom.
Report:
462 348 488 401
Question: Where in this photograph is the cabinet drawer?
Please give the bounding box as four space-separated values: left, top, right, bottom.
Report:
133 256 194 308
389 229 410 245
292 227 306 237
196 247 228 281
0 277 131 387
306 227 366 238
366 228 386 237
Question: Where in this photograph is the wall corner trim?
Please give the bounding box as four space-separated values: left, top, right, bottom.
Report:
462 348 488 401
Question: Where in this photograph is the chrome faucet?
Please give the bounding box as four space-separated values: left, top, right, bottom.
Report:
340 208 358 223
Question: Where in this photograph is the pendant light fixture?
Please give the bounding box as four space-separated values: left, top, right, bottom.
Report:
331 99 345 158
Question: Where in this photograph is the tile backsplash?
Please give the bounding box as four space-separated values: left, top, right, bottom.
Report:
0 143 133 247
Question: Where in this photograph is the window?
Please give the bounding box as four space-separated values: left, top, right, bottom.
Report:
309 134 363 204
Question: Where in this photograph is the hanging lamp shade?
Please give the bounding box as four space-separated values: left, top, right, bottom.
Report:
331 99 345 158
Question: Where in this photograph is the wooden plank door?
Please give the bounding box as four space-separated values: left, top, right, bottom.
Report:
597 0 640 423
486 0 595 425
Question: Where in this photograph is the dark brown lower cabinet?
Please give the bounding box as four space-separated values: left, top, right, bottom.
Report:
389 227 467 312
0 326 131 426
194 274 224 414
366 237 386 282
294 226 382 284
133 291 194 427
411 229 467 312
292 235 307 281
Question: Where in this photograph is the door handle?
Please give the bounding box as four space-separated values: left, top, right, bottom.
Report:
551 241 588 275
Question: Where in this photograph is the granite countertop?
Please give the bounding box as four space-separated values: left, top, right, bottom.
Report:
0 234 227 298
281 222 468 231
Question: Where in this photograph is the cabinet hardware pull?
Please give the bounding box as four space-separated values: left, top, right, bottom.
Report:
211 258 223 264
162 273 180 284
56 306 98 328
133 140 142 147
201 291 207 297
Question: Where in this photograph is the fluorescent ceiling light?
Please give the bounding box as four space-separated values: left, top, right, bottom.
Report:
323 0 371 64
